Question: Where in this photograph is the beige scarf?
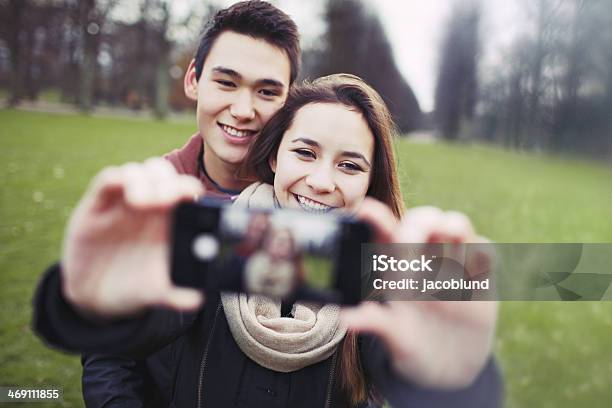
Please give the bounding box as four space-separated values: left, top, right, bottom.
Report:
221 182 346 372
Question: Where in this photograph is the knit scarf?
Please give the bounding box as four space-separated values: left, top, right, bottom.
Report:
220 182 346 372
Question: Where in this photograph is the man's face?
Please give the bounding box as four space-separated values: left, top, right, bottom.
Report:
185 31 291 167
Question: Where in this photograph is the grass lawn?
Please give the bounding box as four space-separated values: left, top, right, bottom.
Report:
1 109 611 407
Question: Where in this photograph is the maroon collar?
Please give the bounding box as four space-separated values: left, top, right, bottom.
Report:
164 133 239 201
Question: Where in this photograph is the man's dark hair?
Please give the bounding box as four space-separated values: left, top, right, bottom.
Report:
194 1 300 85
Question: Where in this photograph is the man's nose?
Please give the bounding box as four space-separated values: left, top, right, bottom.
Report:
305 165 336 193
230 90 255 121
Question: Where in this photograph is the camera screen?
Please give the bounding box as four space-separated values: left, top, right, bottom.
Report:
214 206 341 298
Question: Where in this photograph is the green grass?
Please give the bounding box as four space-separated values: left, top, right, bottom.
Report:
395 142 612 242
1 109 611 407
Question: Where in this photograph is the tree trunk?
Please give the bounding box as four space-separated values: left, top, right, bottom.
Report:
7 0 26 106
153 1 170 119
154 54 169 119
78 0 96 112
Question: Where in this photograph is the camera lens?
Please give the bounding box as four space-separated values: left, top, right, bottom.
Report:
192 234 219 261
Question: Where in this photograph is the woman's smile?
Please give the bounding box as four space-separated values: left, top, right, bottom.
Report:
292 193 336 213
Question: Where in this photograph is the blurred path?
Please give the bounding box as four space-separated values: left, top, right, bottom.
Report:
405 131 438 143
0 98 193 123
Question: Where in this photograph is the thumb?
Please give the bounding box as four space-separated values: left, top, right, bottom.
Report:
86 166 126 212
356 198 398 243
158 287 205 311
341 302 393 338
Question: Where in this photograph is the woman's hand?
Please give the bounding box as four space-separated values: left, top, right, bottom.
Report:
343 199 498 389
61 158 205 319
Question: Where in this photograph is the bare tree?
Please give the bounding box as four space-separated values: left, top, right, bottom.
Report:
1 0 74 104
434 0 481 140
2 0 26 105
146 0 172 119
78 0 118 112
476 0 612 157
78 0 96 111
311 0 422 133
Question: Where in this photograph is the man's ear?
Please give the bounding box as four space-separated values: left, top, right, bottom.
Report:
268 155 277 174
184 59 198 101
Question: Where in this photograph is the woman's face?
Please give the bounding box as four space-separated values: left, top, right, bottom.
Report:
266 228 294 259
271 102 374 214
244 213 269 245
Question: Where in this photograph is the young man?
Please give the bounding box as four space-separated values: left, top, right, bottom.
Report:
165 1 299 199
33 2 501 407
80 2 300 406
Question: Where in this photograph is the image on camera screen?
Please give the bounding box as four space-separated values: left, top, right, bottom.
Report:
217 206 341 298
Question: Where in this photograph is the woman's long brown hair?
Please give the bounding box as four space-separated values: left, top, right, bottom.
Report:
239 74 405 406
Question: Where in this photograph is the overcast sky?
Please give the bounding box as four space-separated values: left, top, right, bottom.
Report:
362 0 524 112
165 0 525 112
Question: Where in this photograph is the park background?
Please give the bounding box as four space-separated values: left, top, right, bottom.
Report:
1 0 611 406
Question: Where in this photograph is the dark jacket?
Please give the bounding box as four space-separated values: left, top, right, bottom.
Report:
33 264 503 407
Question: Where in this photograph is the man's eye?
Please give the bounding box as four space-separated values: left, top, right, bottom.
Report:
339 161 363 172
259 89 280 97
215 80 236 88
293 149 315 159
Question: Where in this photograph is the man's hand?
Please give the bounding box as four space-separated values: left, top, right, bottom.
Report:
346 201 498 389
61 158 205 319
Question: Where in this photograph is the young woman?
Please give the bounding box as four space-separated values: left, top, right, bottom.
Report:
219 73 405 405
34 75 500 407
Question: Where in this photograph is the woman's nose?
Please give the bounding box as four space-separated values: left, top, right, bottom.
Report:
305 165 336 193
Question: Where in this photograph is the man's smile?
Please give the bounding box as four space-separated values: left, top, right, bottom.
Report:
218 122 258 143
217 122 257 138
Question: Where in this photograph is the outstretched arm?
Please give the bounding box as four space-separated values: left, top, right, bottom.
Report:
33 158 205 355
360 335 503 408
347 199 499 390
33 263 198 357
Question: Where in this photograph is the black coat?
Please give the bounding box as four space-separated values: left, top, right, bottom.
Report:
34 265 503 407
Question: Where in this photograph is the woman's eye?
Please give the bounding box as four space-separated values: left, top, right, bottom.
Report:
293 149 315 159
215 80 235 88
339 161 363 172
